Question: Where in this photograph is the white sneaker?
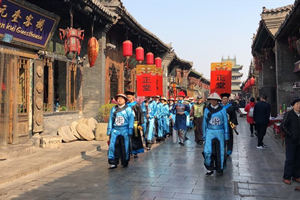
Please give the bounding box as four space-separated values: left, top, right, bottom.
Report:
262 144 268 148
256 146 263 149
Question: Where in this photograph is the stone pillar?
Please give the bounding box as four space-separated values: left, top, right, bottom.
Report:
82 30 107 118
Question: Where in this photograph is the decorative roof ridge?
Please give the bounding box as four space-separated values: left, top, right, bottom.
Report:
262 4 293 14
276 0 300 38
87 0 119 19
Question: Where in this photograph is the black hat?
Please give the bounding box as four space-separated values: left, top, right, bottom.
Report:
291 98 300 106
220 93 230 98
125 91 135 96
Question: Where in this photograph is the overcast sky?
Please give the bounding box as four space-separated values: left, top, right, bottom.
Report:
122 0 295 81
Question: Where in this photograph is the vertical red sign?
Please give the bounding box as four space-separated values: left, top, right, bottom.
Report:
210 62 232 95
136 65 157 97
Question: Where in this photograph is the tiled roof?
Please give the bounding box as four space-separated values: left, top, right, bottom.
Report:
276 0 300 38
87 0 119 21
260 4 293 36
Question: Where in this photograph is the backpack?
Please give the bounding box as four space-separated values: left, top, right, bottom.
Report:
248 107 254 117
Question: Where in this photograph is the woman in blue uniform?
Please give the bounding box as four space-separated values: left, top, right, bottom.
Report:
202 92 229 176
172 91 190 146
107 94 135 169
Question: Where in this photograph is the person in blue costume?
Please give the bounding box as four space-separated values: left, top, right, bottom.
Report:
125 91 144 159
145 97 157 150
221 93 238 157
141 97 149 146
168 98 175 137
157 97 170 141
107 94 135 169
172 91 190 146
202 92 229 176
188 97 195 129
154 95 161 139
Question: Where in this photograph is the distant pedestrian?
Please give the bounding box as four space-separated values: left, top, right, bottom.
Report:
281 98 300 185
244 97 256 137
107 94 135 169
192 96 205 145
253 95 271 149
172 91 190 146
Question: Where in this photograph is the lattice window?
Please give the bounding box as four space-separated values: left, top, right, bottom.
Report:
17 58 29 114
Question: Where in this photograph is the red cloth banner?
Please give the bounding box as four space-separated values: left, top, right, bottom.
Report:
210 62 232 95
156 67 163 96
136 65 157 96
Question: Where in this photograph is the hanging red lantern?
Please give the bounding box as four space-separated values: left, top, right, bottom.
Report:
250 77 255 86
123 40 133 58
146 52 154 65
155 57 162 68
59 27 84 59
87 37 99 67
136 47 144 63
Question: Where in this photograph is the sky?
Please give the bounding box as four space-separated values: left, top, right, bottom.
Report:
122 0 295 81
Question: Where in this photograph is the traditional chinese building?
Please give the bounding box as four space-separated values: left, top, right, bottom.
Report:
166 52 192 98
252 5 292 115
221 57 243 96
274 1 300 112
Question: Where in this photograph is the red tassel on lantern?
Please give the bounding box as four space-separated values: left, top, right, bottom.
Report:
136 47 144 63
155 57 162 68
123 40 132 58
87 37 99 67
146 52 154 65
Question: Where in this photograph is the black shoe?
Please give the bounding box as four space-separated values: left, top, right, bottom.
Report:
179 142 184 146
206 171 213 176
109 164 117 169
250 133 254 137
185 137 189 140
122 163 128 168
134 154 138 159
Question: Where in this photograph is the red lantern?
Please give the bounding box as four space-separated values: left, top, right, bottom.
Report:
146 52 154 65
123 40 132 58
250 77 255 86
136 47 144 63
155 57 162 68
87 37 99 67
59 27 84 59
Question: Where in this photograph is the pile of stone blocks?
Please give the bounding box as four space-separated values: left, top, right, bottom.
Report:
56 117 108 143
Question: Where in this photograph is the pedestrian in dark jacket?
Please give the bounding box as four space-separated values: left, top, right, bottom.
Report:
281 98 300 185
253 95 271 149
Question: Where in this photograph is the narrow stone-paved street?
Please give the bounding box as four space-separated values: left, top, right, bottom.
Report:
1 117 299 200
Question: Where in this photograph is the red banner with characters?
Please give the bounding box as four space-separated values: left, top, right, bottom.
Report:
136 65 157 96
210 62 232 95
156 67 163 96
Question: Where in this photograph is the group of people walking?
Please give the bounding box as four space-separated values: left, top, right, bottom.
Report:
106 90 240 177
245 96 300 188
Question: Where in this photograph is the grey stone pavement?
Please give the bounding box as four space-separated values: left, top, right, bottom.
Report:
0 117 300 200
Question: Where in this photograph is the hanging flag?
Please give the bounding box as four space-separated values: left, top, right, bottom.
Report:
156 67 163 96
210 62 232 95
136 65 157 97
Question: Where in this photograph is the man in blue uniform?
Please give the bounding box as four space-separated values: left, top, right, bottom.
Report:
145 97 157 150
107 94 134 169
221 93 238 156
202 92 229 176
157 97 170 141
172 91 190 146
125 91 144 158
168 98 175 137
